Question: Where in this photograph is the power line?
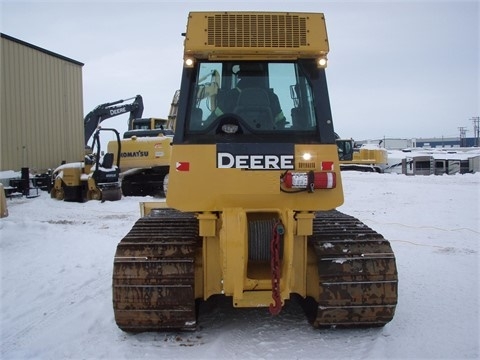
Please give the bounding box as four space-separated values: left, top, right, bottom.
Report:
458 126 467 147
471 116 480 147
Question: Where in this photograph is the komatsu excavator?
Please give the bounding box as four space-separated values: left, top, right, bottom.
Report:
107 90 180 197
112 11 398 331
337 137 388 173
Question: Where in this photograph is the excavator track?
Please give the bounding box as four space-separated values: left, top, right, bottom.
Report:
112 208 200 332
307 210 398 327
121 167 169 197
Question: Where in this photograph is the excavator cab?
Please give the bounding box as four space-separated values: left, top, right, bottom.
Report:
336 138 355 161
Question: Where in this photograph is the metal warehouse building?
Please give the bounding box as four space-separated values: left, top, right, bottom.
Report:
1 33 84 173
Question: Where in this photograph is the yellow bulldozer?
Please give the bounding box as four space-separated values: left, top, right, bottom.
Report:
112 11 398 331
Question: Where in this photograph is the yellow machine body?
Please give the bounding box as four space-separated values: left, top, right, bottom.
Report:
163 144 342 307
337 138 389 172
107 95 179 197
169 11 342 308
353 146 388 164
184 12 329 61
107 135 172 171
113 11 397 332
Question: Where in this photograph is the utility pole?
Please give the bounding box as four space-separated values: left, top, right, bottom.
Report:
458 126 467 147
471 116 480 147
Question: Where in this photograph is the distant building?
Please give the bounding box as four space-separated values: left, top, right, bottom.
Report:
414 137 477 148
0 33 84 173
357 137 478 150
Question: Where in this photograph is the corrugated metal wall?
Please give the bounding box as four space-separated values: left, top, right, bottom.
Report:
1 34 84 173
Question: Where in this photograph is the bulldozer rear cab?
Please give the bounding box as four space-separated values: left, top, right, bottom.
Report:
112 12 397 332
168 59 343 212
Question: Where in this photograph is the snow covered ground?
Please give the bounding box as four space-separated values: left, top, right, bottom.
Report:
1 171 479 359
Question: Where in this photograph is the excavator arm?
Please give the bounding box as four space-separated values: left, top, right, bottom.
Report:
84 95 144 146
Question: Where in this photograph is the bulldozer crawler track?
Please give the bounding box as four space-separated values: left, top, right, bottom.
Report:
112 208 200 332
113 208 397 331
308 210 398 327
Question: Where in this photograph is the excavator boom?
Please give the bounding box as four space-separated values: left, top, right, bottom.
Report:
84 95 144 146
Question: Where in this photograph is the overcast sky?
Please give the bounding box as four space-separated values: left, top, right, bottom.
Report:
2 0 479 141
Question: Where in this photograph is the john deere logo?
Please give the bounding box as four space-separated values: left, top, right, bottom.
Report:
109 108 127 116
216 143 294 170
